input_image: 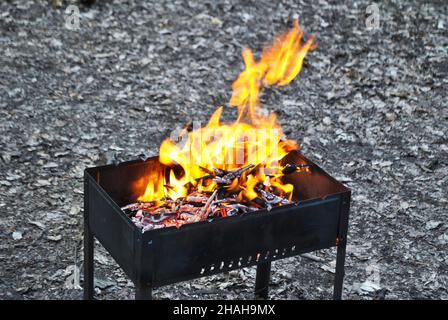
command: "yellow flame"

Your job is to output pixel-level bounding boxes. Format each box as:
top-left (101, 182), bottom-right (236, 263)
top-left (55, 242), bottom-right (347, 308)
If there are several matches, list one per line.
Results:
top-left (230, 19), bottom-right (315, 123)
top-left (139, 20), bottom-right (314, 202)
top-left (138, 167), bottom-right (165, 201)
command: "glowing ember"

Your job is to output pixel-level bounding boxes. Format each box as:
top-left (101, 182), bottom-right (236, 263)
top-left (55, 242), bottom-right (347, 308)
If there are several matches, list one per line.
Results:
top-left (138, 20), bottom-right (314, 205)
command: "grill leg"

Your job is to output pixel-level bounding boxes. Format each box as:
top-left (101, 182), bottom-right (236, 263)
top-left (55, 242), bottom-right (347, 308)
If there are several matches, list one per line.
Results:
top-left (135, 283), bottom-right (153, 300)
top-left (83, 221), bottom-right (94, 300)
top-left (333, 242), bottom-right (347, 300)
top-left (83, 176), bottom-right (94, 300)
top-left (255, 261), bottom-right (271, 299)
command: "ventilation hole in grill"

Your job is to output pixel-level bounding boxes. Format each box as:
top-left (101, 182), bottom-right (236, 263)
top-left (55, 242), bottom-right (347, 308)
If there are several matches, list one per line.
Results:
top-left (220, 261), bottom-right (225, 270)
top-left (200, 267), bottom-right (205, 275)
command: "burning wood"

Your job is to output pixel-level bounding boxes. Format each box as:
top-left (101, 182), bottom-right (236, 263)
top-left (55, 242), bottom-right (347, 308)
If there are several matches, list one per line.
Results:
top-left (123, 165), bottom-right (295, 232)
top-left (212, 164), bottom-right (255, 185)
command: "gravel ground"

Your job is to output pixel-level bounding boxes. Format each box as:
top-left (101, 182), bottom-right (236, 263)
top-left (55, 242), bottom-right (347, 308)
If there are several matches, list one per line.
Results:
top-left (0, 0), bottom-right (447, 300)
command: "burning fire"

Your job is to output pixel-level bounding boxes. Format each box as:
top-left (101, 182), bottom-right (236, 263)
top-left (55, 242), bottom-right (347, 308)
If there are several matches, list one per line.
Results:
top-left (139, 20), bottom-right (314, 203)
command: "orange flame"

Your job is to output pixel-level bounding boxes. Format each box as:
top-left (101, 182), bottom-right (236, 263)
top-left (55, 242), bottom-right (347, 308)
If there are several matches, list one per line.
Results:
top-left (230, 19), bottom-right (315, 123)
top-left (139, 20), bottom-right (314, 202)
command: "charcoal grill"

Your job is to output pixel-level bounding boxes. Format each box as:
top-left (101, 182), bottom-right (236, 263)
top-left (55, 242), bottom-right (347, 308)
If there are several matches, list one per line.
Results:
top-left (83, 150), bottom-right (350, 300)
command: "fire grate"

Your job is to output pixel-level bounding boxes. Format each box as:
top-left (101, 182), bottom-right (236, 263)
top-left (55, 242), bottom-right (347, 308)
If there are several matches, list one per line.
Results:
top-left (83, 150), bottom-right (350, 300)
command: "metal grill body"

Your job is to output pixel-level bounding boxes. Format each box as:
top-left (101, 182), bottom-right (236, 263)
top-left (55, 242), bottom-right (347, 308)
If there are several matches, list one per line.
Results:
top-left (83, 151), bottom-right (350, 299)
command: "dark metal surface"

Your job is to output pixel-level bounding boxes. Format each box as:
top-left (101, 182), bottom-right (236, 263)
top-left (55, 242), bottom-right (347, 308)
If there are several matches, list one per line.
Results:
top-left (83, 151), bottom-right (351, 299)
top-left (83, 175), bottom-right (94, 300)
top-left (138, 196), bottom-right (342, 287)
top-left (255, 262), bottom-right (271, 299)
top-left (333, 191), bottom-right (351, 300)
